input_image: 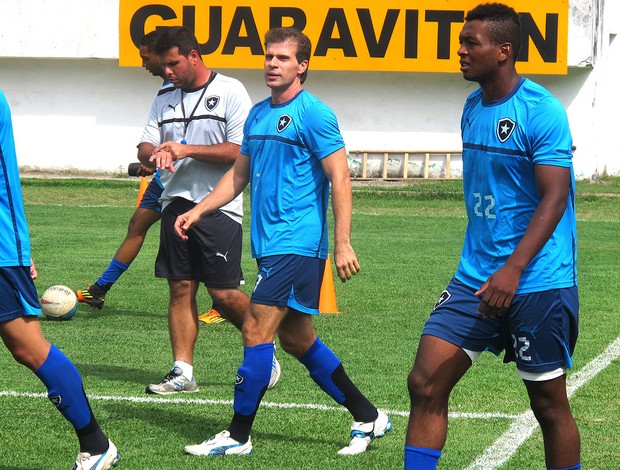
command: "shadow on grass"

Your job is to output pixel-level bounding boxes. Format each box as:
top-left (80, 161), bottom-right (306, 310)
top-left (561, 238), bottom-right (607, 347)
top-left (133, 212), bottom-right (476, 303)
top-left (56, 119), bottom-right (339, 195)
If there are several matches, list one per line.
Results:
top-left (95, 399), bottom-right (338, 447)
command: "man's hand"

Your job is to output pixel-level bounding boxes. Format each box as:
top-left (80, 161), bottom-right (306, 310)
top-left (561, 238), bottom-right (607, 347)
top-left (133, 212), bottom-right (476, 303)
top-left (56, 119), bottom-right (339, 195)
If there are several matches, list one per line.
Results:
top-left (150, 141), bottom-right (188, 172)
top-left (334, 243), bottom-right (360, 283)
top-left (174, 209), bottom-right (203, 241)
top-left (475, 263), bottom-right (522, 318)
top-left (30, 258), bottom-right (38, 280)
top-left (136, 164), bottom-right (156, 177)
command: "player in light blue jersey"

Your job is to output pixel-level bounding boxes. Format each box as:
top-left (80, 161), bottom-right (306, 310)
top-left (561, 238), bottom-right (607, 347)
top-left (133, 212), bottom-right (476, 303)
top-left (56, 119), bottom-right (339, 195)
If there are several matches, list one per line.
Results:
top-left (76, 30), bottom-right (169, 310)
top-left (0, 90), bottom-right (120, 469)
top-left (174, 27), bottom-right (391, 458)
top-left (406, 4), bottom-right (581, 470)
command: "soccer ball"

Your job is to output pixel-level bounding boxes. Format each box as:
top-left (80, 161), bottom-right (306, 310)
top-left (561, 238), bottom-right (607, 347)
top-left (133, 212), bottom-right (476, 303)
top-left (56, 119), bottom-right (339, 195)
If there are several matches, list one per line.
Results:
top-left (40, 285), bottom-right (78, 320)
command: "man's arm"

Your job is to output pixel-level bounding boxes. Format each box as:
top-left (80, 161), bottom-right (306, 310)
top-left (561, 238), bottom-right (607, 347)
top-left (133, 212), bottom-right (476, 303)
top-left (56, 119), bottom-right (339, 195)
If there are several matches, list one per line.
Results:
top-left (137, 142), bottom-right (156, 170)
top-left (150, 141), bottom-right (241, 172)
top-left (174, 152), bottom-right (251, 240)
top-left (321, 147), bottom-right (360, 282)
top-left (476, 164), bottom-right (571, 317)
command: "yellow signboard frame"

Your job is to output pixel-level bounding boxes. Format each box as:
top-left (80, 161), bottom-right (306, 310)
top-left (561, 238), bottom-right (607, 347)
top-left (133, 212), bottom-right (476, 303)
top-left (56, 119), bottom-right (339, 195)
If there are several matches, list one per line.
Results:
top-left (119, 0), bottom-right (568, 74)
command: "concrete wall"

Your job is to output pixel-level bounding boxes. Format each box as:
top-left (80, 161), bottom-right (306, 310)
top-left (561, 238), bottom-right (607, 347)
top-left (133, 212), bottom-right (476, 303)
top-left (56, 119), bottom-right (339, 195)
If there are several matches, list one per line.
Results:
top-left (0, 0), bottom-right (618, 178)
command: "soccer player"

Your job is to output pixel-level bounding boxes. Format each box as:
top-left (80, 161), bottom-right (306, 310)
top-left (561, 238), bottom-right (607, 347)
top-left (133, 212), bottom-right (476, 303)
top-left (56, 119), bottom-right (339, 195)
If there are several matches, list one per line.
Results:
top-left (145, 26), bottom-right (280, 395)
top-left (0, 90), bottom-right (120, 469)
top-left (75, 30), bottom-right (224, 324)
top-left (174, 27), bottom-right (392, 457)
top-left (405, 4), bottom-right (580, 470)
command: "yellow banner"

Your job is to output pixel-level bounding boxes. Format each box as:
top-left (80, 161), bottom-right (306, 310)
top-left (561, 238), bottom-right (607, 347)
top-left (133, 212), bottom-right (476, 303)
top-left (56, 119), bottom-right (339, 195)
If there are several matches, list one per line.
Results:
top-left (119, 0), bottom-right (568, 74)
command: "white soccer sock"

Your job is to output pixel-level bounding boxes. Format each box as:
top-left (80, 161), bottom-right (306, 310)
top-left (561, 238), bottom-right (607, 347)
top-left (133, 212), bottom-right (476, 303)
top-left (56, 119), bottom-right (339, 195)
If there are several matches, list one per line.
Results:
top-left (174, 361), bottom-right (193, 379)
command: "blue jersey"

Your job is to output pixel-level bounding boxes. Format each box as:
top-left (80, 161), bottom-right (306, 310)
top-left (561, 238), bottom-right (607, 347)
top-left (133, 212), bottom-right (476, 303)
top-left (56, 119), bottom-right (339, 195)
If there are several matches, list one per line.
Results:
top-left (0, 90), bottom-right (31, 267)
top-left (241, 90), bottom-right (345, 259)
top-left (456, 78), bottom-right (577, 294)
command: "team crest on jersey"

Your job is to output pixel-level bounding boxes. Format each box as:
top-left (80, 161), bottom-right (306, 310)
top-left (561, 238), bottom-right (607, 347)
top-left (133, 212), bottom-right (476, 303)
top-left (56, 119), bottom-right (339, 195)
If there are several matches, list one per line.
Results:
top-left (235, 374), bottom-right (244, 385)
top-left (496, 117), bottom-right (516, 143)
top-left (277, 114), bottom-right (292, 132)
top-left (433, 289), bottom-right (451, 310)
top-left (205, 95), bottom-right (220, 111)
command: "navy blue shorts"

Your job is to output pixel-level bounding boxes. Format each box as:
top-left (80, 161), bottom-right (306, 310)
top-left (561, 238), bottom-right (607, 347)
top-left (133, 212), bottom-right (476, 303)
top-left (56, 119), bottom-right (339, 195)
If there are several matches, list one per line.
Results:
top-left (138, 178), bottom-right (163, 212)
top-left (422, 278), bottom-right (579, 374)
top-left (251, 255), bottom-right (325, 314)
top-left (155, 198), bottom-right (244, 288)
top-left (0, 266), bottom-right (42, 323)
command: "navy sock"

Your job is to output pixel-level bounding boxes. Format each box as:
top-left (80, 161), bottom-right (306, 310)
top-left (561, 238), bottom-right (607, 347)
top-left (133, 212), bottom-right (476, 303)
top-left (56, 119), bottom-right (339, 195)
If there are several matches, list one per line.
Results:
top-left (299, 338), bottom-right (377, 422)
top-left (34, 345), bottom-right (107, 453)
top-left (229, 343), bottom-right (273, 442)
top-left (97, 258), bottom-right (129, 288)
top-left (404, 446), bottom-right (442, 469)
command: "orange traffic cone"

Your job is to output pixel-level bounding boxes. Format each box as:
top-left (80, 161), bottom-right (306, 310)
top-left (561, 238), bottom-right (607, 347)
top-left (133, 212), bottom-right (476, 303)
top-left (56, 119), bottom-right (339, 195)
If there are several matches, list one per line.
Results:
top-left (319, 255), bottom-right (340, 314)
top-left (135, 176), bottom-right (149, 207)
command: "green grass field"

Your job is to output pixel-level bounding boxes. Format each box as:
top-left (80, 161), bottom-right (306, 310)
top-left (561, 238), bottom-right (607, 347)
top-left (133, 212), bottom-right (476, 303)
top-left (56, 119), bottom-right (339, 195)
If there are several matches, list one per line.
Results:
top-left (1, 176), bottom-right (618, 469)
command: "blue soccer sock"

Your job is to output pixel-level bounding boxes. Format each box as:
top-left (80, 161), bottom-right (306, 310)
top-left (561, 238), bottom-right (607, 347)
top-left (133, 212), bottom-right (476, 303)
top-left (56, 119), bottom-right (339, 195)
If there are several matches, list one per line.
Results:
top-left (34, 345), bottom-right (107, 453)
top-left (404, 446), bottom-right (442, 469)
top-left (229, 343), bottom-right (274, 442)
top-left (299, 337), bottom-right (377, 422)
top-left (548, 464), bottom-right (582, 470)
top-left (299, 337), bottom-right (345, 403)
top-left (96, 258), bottom-right (129, 288)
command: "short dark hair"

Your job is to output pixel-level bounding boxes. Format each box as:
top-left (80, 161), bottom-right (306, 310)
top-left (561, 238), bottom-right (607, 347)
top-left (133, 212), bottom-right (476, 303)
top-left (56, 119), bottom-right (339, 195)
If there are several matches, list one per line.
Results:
top-left (139, 30), bottom-right (161, 51)
top-left (466, 3), bottom-right (521, 59)
top-left (264, 27), bottom-right (311, 84)
top-left (154, 26), bottom-right (201, 58)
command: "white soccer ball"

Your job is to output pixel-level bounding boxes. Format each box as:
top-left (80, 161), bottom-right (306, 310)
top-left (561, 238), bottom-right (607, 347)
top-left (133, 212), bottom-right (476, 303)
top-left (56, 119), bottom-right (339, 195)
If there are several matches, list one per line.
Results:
top-left (40, 285), bottom-right (78, 320)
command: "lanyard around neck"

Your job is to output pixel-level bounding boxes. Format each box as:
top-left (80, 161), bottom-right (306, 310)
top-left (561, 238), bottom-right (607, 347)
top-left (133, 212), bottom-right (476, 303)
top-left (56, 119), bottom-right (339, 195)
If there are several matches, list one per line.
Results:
top-left (180, 72), bottom-right (217, 142)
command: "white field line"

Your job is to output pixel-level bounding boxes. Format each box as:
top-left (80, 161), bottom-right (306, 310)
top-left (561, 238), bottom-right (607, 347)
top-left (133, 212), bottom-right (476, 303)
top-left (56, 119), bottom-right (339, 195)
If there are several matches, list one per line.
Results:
top-left (0, 388), bottom-right (517, 420)
top-left (2, 337), bottom-right (616, 467)
top-left (466, 337), bottom-right (620, 470)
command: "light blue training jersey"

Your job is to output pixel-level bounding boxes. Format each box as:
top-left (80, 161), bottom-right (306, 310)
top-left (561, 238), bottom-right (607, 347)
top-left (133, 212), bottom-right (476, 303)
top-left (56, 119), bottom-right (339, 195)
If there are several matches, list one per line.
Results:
top-left (241, 90), bottom-right (345, 259)
top-left (0, 90), bottom-right (31, 267)
top-left (456, 78), bottom-right (577, 294)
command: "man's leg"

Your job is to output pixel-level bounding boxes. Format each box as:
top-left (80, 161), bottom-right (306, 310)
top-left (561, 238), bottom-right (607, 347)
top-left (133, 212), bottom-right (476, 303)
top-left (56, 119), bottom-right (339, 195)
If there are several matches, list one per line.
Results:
top-left (112, 207), bottom-right (161, 265)
top-left (405, 334), bottom-right (472, 469)
top-left (207, 286), bottom-right (249, 330)
top-left (278, 311), bottom-right (391, 455)
top-left (0, 317), bottom-right (119, 465)
top-left (146, 279), bottom-right (200, 394)
top-left (184, 302), bottom-right (285, 456)
top-left (523, 376), bottom-right (581, 469)
top-left (78, 207), bottom-right (160, 308)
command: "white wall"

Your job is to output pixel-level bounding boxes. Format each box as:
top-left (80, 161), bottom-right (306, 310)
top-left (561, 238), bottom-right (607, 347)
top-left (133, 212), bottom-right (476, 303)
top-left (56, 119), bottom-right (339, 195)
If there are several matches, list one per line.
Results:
top-left (0, 0), bottom-right (617, 179)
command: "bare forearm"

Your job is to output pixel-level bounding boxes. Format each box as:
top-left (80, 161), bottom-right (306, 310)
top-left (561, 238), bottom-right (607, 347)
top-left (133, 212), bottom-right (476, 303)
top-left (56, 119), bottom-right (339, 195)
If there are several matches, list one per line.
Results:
top-left (331, 173), bottom-right (354, 246)
top-left (173, 142), bottom-right (241, 165)
top-left (137, 142), bottom-right (156, 167)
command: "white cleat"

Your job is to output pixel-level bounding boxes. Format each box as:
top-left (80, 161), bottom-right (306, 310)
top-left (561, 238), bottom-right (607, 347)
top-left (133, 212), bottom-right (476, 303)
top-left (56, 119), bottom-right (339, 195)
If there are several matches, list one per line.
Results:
top-left (337, 410), bottom-right (392, 455)
top-left (73, 439), bottom-right (120, 470)
top-left (267, 356), bottom-right (281, 390)
top-left (184, 430), bottom-right (252, 456)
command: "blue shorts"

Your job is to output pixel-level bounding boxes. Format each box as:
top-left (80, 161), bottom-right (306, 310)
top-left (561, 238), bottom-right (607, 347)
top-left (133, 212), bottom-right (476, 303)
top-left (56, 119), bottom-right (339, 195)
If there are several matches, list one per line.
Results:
top-left (251, 255), bottom-right (325, 315)
top-left (138, 178), bottom-right (163, 212)
top-left (422, 278), bottom-right (579, 373)
top-left (0, 266), bottom-right (42, 323)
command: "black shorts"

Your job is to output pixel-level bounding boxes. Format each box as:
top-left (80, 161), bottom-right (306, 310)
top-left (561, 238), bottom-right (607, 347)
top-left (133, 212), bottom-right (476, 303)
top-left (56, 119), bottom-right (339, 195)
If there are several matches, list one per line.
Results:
top-left (155, 198), bottom-right (244, 288)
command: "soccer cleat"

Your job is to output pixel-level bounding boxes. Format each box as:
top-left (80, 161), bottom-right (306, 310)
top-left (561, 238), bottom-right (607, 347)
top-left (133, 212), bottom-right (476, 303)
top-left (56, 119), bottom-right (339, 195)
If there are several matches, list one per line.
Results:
top-left (73, 439), bottom-right (120, 470)
top-left (337, 410), bottom-right (392, 455)
top-left (145, 366), bottom-right (199, 395)
top-left (267, 355), bottom-right (281, 390)
top-left (184, 430), bottom-right (252, 456)
top-left (198, 308), bottom-right (226, 325)
top-left (76, 283), bottom-right (107, 309)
